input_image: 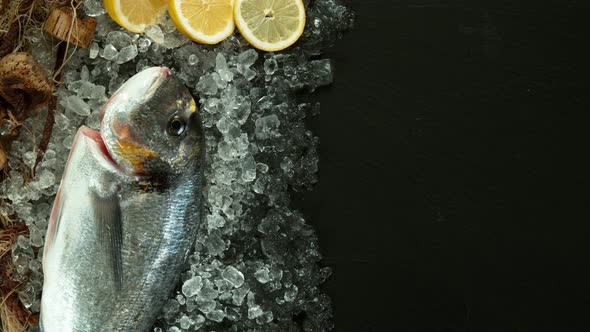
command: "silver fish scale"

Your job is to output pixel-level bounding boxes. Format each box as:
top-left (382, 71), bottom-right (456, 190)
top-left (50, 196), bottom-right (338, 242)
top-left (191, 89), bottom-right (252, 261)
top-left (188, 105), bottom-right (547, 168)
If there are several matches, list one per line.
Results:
top-left (40, 129), bottom-right (201, 331)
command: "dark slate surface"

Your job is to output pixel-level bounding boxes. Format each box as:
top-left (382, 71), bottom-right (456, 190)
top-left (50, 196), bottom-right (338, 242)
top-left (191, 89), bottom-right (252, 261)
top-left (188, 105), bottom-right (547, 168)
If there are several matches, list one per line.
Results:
top-left (299, 1), bottom-right (590, 331)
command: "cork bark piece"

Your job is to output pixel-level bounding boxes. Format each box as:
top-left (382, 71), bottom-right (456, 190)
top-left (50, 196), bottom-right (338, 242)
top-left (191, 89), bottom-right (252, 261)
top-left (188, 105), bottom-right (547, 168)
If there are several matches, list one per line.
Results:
top-left (44, 6), bottom-right (97, 48)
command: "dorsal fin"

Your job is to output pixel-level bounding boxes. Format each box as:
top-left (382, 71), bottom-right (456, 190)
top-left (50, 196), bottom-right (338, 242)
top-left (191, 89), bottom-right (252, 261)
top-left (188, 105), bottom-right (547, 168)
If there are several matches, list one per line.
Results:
top-left (91, 190), bottom-right (123, 290)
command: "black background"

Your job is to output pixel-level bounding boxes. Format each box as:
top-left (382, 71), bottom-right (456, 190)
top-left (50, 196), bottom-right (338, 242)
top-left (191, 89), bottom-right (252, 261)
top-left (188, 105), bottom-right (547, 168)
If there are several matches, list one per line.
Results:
top-left (302, 1), bottom-right (590, 331)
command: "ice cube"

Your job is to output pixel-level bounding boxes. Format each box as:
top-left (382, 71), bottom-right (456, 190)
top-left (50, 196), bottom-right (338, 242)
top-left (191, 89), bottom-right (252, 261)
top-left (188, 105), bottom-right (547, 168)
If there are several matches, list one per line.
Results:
top-left (215, 116), bottom-right (232, 134)
top-left (186, 301), bottom-right (197, 313)
top-left (77, 81), bottom-right (96, 99)
top-left (207, 213), bottom-right (225, 229)
top-left (237, 49), bottom-right (258, 67)
top-left (240, 155), bottom-right (256, 182)
top-left (197, 281), bottom-right (219, 300)
top-left (217, 141), bottom-right (235, 161)
top-left (221, 266), bottom-right (244, 288)
top-left (256, 311), bottom-right (274, 325)
top-left (116, 45), bottom-right (138, 64)
top-left (215, 52), bottom-right (228, 70)
top-left (55, 113), bottom-right (70, 131)
top-left (182, 276), bottom-right (203, 298)
top-left (196, 74), bottom-right (218, 95)
top-left (62, 135), bottom-right (74, 149)
top-left (263, 58), bottom-right (278, 75)
top-left (247, 305), bottom-right (263, 319)
top-left (310, 59), bottom-right (334, 87)
top-left (63, 95), bottom-right (91, 116)
top-left (215, 53), bottom-right (233, 82)
top-left (255, 115), bottom-right (281, 139)
top-left (252, 177), bottom-right (266, 194)
top-left (29, 224), bottom-right (44, 247)
top-left (179, 315), bottom-right (192, 329)
top-left (91, 66), bottom-right (102, 77)
top-left (215, 279), bottom-right (233, 293)
top-left (188, 54), bottom-right (199, 66)
top-left (91, 85), bottom-right (107, 102)
top-left (37, 170), bottom-right (56, 190)
top-left (80, 66), bottom-right (90, 81)
top-left (212, 72), bottom-right (227, 89)
top-left (206, 309), bottom-right (225, 322)
top-left (17, 235), bottom-right (31, 250)
top-left (256, 163), bottom-right (269, 173)
top-left (106, 31), bottom-right (133, 50)
top-left (83, 0), bottom-right (106, 17)
top-left (160, 30), bottom-right (190, 49)
top-left (194, 315), bottom-right (205, 329)
top-left (0, 118), bottom-right (16, 135)
top-left (269, 265), bottom-right (283, 281)
top-left (28, 258), bottom-right (41, 272)
top-left (23, 151), bottom-right (36, 168)
top-left (196, 298), bottom-right (216, 313)
top-left (86, 111), bottom-right (101, 130)
top-left (100, 44), bottom-right (118, 60)
top-left (18, 283), bottom-right (36, 308)
top-left (138, 38), bottom-right (151, 52)
top-left (242, 66), bottom-right (257, 81)
top-left (231, 287), bottom-right (249, 306)
top-left (283, 285), bottom-right (298, 302)
top-left (145, 25), bottom-right (165, 45)
top-left (280, 157), bottom-right (294, 177)
top-left (235, 102), bottom-right (251, 125)
top-left (254, 268), bottom-right (270, 284)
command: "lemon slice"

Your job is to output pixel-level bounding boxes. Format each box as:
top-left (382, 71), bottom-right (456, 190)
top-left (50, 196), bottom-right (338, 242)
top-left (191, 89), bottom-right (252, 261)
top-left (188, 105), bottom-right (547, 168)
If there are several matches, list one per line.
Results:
top-left (168, 0), bottom-right (235, 44)
top-left (234, 0), bottom-right (306, 52)
top-left (104, 0), bottom-right (168, 33)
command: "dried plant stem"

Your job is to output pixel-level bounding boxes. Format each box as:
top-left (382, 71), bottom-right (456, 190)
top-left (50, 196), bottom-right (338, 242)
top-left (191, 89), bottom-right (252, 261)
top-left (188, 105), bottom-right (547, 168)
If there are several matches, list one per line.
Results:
top-left (1, 299), bottom-right (25, 332)
top-left (0, 222), bottom-right (33, 330)
top-left (0, 0), bottom-right (35, 58)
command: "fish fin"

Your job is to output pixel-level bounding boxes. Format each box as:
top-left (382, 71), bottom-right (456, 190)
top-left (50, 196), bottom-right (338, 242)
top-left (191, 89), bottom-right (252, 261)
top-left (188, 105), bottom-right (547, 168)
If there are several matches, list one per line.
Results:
top-left (44, 187), bottom-right (65, 255)
top-left (91, 190), bottom-right (123, 290)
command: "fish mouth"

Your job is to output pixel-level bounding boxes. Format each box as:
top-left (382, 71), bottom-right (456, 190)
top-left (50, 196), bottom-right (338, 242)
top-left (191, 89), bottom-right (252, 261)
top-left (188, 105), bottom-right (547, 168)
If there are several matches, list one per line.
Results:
top-left (78, 126), bottom-right (120, 170)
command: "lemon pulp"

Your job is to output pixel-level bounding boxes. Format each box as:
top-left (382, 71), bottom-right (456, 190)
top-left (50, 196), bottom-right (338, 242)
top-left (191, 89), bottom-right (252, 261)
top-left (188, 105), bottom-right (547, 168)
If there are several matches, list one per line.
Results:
top-left (104, 0), bottom-right (167, 33)
top-left (234, 0), bottom-right (306, 52)
top-left (168, 0), bottom-right (235, 44)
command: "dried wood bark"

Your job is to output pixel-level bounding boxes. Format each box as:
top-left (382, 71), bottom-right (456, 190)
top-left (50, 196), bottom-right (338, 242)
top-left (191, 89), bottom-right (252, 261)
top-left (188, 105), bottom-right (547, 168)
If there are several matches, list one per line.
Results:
top-left (0, 52), bottom-right (52, 113)
top-left (0, 145), bottom-right (6, 171)
top-left (44, 6), bottom-right (96, 48)
top-left (0, 100), bottom-right (5, 125)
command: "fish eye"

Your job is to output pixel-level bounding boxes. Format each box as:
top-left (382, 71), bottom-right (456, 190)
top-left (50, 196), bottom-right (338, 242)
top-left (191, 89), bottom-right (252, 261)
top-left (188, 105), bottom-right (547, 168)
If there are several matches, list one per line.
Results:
top-left (167, 116), bottom-right (186, 136)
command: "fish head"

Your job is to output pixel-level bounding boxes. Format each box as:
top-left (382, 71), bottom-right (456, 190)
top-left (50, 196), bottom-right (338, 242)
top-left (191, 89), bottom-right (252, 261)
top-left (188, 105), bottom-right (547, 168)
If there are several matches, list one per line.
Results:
top-left (100, 67), bottom-right (203, 176)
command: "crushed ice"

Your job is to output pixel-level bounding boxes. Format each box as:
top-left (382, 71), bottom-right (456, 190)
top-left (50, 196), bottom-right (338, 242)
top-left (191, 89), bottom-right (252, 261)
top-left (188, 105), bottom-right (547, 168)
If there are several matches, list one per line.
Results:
top-left (0, 0), bottom-right (354, 331)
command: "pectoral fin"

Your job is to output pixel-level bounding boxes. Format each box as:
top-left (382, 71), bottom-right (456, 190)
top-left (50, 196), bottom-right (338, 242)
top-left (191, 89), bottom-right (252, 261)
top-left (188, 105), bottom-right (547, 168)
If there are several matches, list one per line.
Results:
top-left (91, 191), bottom-right (123, 290)
top-left (45, 188), bottom-right (65, 254)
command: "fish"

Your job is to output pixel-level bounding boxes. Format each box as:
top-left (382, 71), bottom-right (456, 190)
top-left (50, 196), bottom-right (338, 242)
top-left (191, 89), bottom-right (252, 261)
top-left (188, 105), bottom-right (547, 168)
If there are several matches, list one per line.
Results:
top-left (40, 67), bottom-right (204, 331)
